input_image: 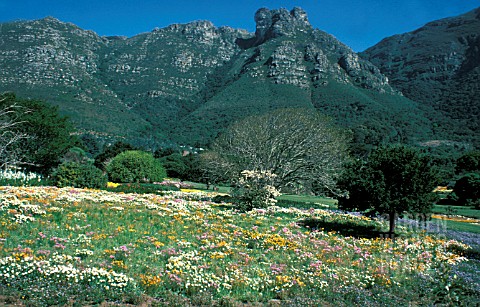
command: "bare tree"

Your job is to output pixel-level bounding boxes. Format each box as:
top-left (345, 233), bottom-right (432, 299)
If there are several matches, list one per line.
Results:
top-left (205, 108), bottom-right (351, 195)
top-left (0, 100), bottom-right (29, 169)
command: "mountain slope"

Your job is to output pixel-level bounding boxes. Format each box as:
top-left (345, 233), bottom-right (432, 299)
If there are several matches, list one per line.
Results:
top-left (0, 17), bottom-right (151, 139)
top-left (172, 7), bottom-right (433, 151)
top-left (0, 8), bottom-right (438, 151)
top-left (361, 7), bottom-right (480, 148)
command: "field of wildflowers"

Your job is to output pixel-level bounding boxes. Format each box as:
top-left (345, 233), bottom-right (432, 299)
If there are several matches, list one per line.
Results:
top-left (0, 185), bottom-right (478, 306)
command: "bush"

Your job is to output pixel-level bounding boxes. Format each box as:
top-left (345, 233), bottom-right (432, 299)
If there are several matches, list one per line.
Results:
top-left (105, 183), bottom-right (179, 194)
top-left (53, 162), bottom-right (107, 189)
top-left (94, 142), bottom-right (138, 171)
top-left (107, 150), bottom-right (166, 183)
top-left (232, 170), bottom-right (281, 211)
top-left (453, 173), bottom-right (480, 206)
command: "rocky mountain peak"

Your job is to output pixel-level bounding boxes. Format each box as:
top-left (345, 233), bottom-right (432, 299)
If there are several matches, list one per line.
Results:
top-left (40, 16), bottom-right (61, 23)
top-left (238, 7), bottom-right (312, 48)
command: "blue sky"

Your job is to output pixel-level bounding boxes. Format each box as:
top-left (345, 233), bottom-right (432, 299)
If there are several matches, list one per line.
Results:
top-left (0, 0), bottom-right (478, 51)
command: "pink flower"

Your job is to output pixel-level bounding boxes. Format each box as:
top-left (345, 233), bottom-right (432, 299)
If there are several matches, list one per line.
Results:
top-left (310, 261), bottom-right (322, 270)
top-left (169, 274), bottom-right (182, 284)
top-left (37, 249), bottom-right (51, 256)
top-left (270, 263), bottom-right (286, 274)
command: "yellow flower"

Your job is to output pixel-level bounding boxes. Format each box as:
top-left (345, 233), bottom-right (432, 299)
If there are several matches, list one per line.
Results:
top-left (107, 182), bottom-right (120, 188)
top-left (153, 241), bottom-right (164, 248)
top-left (140, 274), bottom-right (163, 287)
top-left (180, 188), bottom-right (203, 193)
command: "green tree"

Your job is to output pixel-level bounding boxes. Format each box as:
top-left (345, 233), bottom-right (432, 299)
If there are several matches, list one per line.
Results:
top-left (456, 151), bottom-right (480, 175)
top-left (337, 145), bottom-right (439, 234)
top-left (0, 93), bottom-right (77, 174)
top-left (453, 173), bottom-right (480, 207)
top-left (61, 147), bottom-right (91, 164)
top-left (94, 141), bottom-right (138, 171)
top-left (80, 134), bottom-right (102, 157)
top-left (158, 153), bottom-right (188, 179)
top-left (154, 147), bottom-right (177, 158)
top-left (107, 150), bottom-right (166, 183)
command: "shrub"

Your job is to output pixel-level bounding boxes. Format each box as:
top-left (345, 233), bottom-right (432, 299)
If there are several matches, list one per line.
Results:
top-left (453, 172), bottom-right (480, 206)
top-left (53, 162), bottom-right (107, 189)
top-left (107, 150), bottom-right (166, 183)
top-left (94, 142), bottom-right (138, 171)
top-left (105, 183), bottom-right (179, 194)
top-left (232, 170), bottom-right (281, 211)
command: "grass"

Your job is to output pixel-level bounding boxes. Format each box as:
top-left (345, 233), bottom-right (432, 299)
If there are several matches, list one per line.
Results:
top-left (277, 194), bottom-right (337, 208)
top-left (429, 204), bottom-right (480, 233)
top-left (0, 185), bottom-right (478, 306)
top-left (433, 204), bottom-right (480, 219)
top-left (183, 181), bottom-right (232, 194)
top-left (184, 180), bottom-right (338, 209)
top-left (437, 220), bottom-right (480, 234)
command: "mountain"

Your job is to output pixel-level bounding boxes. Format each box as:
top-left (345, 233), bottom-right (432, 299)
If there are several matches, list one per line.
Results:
top-left (0, 16), bottom-right (249, 146)
top-left (0, 17), bottom-right (148, 139)
top-left (0, 8), bottom-right (441, 152)
top-left (361, 7), bottom-right (480, 148)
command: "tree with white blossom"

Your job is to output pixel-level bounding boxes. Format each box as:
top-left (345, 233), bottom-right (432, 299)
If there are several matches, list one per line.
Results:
top-left (232, 169), bottom-right (281, 211)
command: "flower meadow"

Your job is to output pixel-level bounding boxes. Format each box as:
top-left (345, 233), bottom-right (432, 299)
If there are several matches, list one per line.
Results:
top-left (0, 186), bottom-right (478, 306)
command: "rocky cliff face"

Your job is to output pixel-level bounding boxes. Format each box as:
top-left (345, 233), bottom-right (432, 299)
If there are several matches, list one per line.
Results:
top-left (0, 16), bottom-right (249, 141)
top-left (0, 17), bottom-right (149, 139)
top-left (236, 7), bottom-right (393, 92)
top-left (361, 7), bottom-right (480, 144)
top-left (0, 17), bottom-right (104, 87)
top-left (236, 7), bottom-right (312, 48)
top-left (170, 8), bottom-right (432, 147)
top-left (103, 20), bottom-right (248, 105)
top-left (0, 7), bottom-right (438, 149)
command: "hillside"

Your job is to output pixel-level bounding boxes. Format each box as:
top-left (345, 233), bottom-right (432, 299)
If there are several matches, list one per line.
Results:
top-left (361, 7), bottom-right (480, 148)
top-left (0, 8), bottom-right (442, 150)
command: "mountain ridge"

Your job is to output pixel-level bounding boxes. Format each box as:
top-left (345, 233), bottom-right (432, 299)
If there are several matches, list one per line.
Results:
top-left (361, 7), bottom-right (480, 147)
top-left (1, 7), bottom-right (472, 153)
